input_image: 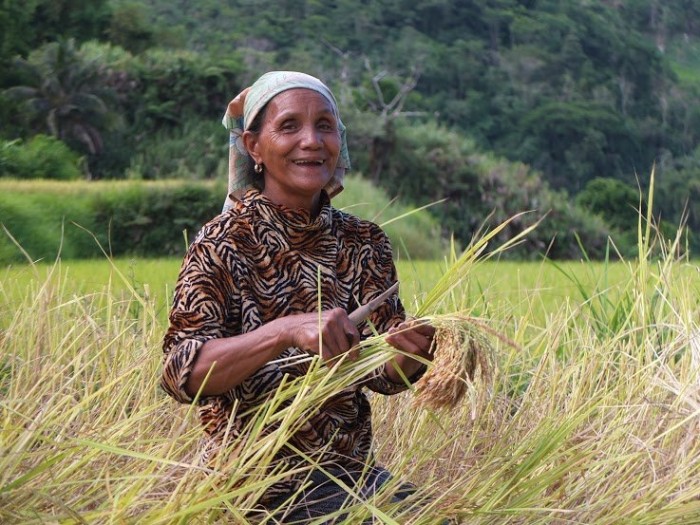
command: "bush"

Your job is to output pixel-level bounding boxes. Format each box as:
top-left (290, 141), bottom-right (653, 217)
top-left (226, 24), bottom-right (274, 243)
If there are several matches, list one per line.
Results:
top-left (0, 177), bottom-right (446, 264)
top-left (128, 49), bottom-right (242, 131)
top-left (0, 180), bottom-right (224, 263)
top-left (91, 181), bottom-right (224, 255)
top-left (373, 119), bottom-right (611, 259)
top-left (0, 135), bottom-right (83, 180)
top-left (125, 118), bottom-right (228, 180)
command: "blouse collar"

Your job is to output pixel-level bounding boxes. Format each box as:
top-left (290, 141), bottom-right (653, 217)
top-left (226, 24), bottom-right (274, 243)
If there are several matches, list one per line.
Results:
top-left (242, 188), bottom-right (332, 235)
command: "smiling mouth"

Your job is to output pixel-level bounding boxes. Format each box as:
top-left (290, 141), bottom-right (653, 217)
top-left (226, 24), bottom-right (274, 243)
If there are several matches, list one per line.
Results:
top-left (293, 159), bottom-right (325, 166)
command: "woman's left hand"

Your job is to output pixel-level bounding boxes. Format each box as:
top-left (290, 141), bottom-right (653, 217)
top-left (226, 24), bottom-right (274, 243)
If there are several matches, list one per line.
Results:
top-left (384, 318), bottom-right (436, 383)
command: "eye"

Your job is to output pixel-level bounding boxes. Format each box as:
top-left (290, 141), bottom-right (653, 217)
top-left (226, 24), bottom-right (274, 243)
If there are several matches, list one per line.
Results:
top-left (279, 119), bottom-right (298, 132)
top-left (317, 119), bottom-right (337, 132)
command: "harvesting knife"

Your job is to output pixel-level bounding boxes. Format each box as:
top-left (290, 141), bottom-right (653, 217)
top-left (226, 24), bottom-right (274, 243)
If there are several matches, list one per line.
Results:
top-left (348, 282), bottom-right (399, 326)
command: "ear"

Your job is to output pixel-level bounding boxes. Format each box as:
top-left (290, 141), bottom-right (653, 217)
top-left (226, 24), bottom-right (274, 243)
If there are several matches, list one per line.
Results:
top-left (242, 130), bottom-right (263, 165)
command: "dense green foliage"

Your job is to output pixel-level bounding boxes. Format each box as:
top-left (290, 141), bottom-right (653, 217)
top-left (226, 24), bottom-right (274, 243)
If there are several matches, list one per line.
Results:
top-left (1, 0), bottom-right (699, 257)
top-left (3, 39), bottom-right (115, 166)
top-left (368, 119), bottom-right (611, 259)
top-left (0, 175), bottom-right (446, 264)
top-left (135, 1), bottom-right (700, 181)
top-left (0, 180), bottom-right (223, 263)
top-left (0, 135), bottom-right (82, 180)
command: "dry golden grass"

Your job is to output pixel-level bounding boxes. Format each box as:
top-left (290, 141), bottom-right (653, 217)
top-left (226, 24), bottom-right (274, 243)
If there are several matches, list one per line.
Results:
top-left (2, 181), bottom-right (700, 523)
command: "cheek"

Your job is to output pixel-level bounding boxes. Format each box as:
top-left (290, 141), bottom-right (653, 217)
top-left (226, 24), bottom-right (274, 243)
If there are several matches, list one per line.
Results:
top-left (261, 135), bottom-right (293, 160)
top-left (327, 135), bottom-right (342, 159)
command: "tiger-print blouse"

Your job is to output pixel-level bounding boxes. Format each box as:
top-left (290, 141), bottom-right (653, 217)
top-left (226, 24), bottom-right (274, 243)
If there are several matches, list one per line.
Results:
top-left (161, 188), bottom-right (420, 504)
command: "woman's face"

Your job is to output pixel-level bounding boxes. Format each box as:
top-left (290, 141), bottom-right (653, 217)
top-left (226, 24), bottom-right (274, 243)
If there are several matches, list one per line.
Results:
top-left (244, 88), bottom-right (341, 211)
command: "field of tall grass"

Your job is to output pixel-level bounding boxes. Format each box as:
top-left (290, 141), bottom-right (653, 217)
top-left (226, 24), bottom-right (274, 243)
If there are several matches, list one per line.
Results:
top-left (1, 215), bottom-right (700, 523)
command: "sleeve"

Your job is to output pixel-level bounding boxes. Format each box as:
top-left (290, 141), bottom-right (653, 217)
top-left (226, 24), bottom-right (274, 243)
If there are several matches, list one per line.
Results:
top-left (161, 237), bottom-right (236, 404)
top-left (357, 225), bottom-right (426, 395)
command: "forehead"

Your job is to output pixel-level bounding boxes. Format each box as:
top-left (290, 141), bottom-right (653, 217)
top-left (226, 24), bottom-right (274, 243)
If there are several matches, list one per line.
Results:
top-left (265, 88), bottom-right (335, 118)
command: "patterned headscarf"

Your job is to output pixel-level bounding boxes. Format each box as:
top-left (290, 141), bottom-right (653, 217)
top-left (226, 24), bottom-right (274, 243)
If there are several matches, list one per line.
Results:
top-left (222, 71), bottom-right (350, 208)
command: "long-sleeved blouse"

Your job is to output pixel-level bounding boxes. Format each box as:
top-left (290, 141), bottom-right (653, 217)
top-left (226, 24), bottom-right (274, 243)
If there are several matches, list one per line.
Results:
top-left (161, 188), bottom-right (418, 503)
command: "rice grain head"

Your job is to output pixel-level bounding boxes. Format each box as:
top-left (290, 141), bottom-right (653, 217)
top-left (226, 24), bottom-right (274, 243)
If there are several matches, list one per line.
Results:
top-left (413, 319), bottom-right (496, 413)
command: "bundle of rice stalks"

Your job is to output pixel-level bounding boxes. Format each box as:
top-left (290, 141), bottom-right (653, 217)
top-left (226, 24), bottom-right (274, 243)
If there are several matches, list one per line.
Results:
top-left (407, 212), bottom-right (535, 413)
top-left (413, 317), bottom-right (500, 413)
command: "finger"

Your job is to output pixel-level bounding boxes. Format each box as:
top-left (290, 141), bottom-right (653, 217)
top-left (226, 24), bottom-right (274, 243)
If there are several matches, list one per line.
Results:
top-left (343, 317), bottom-right (361, 344)
top-left (389, 329), bottom-right (434, 359)
top-left (412, 333), bottom-right (435, 359)
top-left (410, 320), bottom-right (436, 337)
top-left (404, 330), bottom-right (432, 355)
top-left (345, 328), bottom-right (361, 360)
top-left (386, 331), bottom-right (423, 356)
top-left (326, 308), bottom-right (359, 359)
top-left (320, 342), bottom-right (334, 363)
top-left (322, 340), bottom-right (351, 365)
top-left (392, 323), bottom-right (435, 351)
top-left (397, 316), bottom-right (433, 332)
top-left (321, 323), bottom-right (350, 362)
top-left (321, 324), bottom-right (350, 357)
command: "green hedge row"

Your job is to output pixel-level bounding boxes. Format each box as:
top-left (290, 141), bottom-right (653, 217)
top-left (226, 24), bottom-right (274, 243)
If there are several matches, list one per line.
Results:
top-left (0, 176), bottom-right (447, 264)
top-left (0, 180), bottom-right (224, 264)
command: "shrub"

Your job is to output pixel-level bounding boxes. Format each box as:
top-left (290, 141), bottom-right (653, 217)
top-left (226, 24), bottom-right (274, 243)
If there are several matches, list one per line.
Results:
top-left (0, 135), bottom-right (83, 180)
top-left (373, 119), bottom-right (611, 259)
top-left (91, 181), bottom-right (224, 256)
top-left (125, 118), bottom-right (228, 180)
top-left (0, 180), bottom-right (224, 263)
top-left (0, 177), bottom-right (446, 264)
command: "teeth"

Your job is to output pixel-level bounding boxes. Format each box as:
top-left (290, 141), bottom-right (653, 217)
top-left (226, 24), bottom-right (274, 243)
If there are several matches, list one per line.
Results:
top-left (295, 160), bottom-right (323, 165)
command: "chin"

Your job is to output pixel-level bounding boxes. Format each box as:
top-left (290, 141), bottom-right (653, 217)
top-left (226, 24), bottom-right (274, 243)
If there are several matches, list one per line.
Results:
top-left (292, 174), bottom-right (332, 194)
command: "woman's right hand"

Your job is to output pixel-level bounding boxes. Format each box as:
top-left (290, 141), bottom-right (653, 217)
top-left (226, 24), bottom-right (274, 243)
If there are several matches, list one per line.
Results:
top-left (185, 308), bottom-right (360, 397)
top-left (284, 308), bottom-right (361, 363)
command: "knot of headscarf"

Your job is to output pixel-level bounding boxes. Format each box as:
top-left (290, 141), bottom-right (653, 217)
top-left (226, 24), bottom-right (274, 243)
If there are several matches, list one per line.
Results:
top-left (222, 71), bottom-right (350, 208)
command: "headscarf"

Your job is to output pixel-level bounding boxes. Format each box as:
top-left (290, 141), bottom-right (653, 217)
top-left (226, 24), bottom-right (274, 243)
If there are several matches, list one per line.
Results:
top-left (222, 71), bottom-right (350, 208)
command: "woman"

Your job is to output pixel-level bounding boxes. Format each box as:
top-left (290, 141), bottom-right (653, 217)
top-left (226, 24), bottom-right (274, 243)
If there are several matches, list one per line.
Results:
top-left (161, 71), bottom-right (435, 522)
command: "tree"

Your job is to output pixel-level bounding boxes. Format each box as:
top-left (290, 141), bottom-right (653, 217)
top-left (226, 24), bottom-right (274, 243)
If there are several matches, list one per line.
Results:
top-left (0, 0), bottom-right (39, 74)
top-left (576, 177), bottom-right (643, 231)
top-left (107, 2), bottom-right (155, 55)
top-left (4, 39), bottom-right (115, 167)
top-left (513, 101), bottom-right (641, 192)
top-left (30, 0), bottom-right (111, 45)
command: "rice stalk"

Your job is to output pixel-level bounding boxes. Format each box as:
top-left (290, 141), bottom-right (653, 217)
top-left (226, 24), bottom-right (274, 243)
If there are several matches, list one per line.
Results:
top-left (2, 194), bottom-right (700, 523)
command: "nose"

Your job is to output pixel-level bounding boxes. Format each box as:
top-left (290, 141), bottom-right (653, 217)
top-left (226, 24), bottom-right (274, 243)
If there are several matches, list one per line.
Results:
top-left (299, 124), bottom-right (322, 149)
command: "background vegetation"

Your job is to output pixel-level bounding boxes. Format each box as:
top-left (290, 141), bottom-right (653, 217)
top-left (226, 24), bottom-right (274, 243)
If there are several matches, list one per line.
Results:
top-left (0, 175), bottom-right (445, 264)
top-left (2, 0), bottom-right (700, 259)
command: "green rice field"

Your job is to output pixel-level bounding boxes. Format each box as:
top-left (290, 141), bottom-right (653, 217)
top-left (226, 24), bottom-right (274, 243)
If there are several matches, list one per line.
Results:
top-left (1, 256), bottom-right (638, 323)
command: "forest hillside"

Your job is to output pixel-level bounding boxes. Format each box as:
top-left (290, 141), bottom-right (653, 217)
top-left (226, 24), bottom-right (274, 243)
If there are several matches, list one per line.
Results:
top-left (2, 0), bottom-right (700, 258)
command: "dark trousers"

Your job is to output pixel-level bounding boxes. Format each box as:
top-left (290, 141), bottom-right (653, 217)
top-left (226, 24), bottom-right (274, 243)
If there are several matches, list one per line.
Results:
top-left (249, 465), bottom-right (418, 524)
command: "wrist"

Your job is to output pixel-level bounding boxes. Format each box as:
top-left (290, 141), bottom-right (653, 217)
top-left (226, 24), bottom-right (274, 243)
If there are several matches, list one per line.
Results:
top-left (268, 317), bottom-right (294, 353)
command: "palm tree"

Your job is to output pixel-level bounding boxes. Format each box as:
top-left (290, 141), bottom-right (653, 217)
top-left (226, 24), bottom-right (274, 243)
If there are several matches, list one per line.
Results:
top-left (4, 38), bottom-right (113, 158)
